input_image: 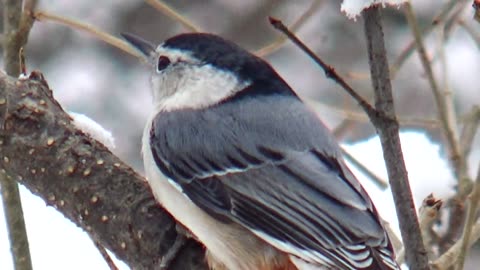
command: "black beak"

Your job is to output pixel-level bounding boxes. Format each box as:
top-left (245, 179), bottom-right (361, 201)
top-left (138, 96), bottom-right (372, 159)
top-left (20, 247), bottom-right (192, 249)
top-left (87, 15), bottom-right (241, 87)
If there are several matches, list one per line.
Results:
top-left (121, 32), bottom-right (155, 57)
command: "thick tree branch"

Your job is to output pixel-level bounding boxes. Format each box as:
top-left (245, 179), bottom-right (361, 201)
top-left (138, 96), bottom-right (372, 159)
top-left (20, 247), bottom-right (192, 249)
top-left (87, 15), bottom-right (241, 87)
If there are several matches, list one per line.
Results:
top-left (0, 72), bottom-right (207, 270)
top-left (363, 6), bottom-right (430, 270)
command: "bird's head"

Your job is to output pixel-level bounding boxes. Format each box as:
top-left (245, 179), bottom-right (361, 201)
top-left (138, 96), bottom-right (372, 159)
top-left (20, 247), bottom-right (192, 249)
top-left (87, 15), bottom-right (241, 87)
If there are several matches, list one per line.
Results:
top-left (122, 32), bottom-right (293, 111)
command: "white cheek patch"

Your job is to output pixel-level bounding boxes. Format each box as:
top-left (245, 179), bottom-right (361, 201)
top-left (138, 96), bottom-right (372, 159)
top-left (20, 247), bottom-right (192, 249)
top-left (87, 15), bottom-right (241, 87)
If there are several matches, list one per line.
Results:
top-left (153, 64), bottom-right (251, 112)
top-left (149, 46), bottom-right (251, 111)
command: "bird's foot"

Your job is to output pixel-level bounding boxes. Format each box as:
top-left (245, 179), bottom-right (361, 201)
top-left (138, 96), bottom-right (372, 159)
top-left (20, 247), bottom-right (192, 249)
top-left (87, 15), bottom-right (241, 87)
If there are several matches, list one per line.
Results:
top-left (159, 223), bottom-right (193, 269)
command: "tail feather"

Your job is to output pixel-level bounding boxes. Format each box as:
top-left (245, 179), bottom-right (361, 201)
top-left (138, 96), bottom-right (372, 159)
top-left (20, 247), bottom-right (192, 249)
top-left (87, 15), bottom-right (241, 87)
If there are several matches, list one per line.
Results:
top-left (288, 247), bottom-right (400, 270)
top-left (368, 247), bottom-right (400, 270)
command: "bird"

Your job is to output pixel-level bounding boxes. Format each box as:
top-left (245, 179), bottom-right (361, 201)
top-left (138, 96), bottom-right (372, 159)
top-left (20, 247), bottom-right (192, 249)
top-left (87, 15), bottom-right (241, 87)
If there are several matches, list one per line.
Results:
top-left (122, 32), bottom-right (399, 270)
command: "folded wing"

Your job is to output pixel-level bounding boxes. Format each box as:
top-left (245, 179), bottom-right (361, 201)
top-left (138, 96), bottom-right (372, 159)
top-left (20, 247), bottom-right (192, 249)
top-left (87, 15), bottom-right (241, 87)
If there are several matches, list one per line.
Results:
top-left (150, 95), bottom-right (398, 269)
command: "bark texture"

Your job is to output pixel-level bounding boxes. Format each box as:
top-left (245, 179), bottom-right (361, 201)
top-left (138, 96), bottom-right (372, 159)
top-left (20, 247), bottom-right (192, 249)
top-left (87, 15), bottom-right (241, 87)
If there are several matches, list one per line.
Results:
top-left (0, 72), bottom-right (207, 270)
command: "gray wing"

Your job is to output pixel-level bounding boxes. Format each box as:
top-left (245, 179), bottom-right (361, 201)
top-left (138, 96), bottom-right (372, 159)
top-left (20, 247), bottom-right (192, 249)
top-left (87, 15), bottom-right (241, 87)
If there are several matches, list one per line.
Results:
top-left (150, 95), bottom-right (397, 269)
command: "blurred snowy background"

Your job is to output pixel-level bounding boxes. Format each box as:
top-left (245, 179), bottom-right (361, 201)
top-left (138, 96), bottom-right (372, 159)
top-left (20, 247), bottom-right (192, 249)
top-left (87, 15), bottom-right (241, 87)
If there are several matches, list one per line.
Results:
top-left (1, 0), bottom-right (480, 269)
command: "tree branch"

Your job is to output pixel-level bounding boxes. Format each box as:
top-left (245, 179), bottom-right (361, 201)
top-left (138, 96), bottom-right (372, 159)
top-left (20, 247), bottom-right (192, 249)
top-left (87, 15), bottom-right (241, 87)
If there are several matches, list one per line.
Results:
top-left (269, 17), bottom-right (378, 122)
top-left (432, 220), bottom-right (480, 270)
top-left (0, 72), bottom-right (207, 270)
top-left (404, 1), bottom-right (469, 194)
top-left (34, 11), bottom-right (142, 60)
top-left (144, 0), bottom-right (201, 32)
top-left (2, 1), bottom-right (38, 269)
top-left (255, 0), bottom-right (323, 57)
top-left (455, 163), bottom-right (480, 270)
top-left (362, 6), bottom-right (430, 270)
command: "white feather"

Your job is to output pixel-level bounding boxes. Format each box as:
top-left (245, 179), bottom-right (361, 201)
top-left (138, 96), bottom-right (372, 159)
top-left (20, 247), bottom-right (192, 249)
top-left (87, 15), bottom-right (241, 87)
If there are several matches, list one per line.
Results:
top-left (150, 47), bottom-right (250, 112)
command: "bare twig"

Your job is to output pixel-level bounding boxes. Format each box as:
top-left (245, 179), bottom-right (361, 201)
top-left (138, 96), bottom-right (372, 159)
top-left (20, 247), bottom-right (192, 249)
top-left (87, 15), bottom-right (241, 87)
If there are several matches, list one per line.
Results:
top-left (458, 20), bottom-right (480, 50)
top-left (459, 106), bottom-right (480, 158)
top-left (363, 6), bottom-right (429, 270)
top-left (256, 0), bottom-right (323, 57)
top-left (390, 0), bottom-right (465, 78)
top-left (93, 240), bottom-right (119, 270)
top-left (333, 0), bottom-right (466, 139)
top-left (405, 6), bottom-right (474, 257)
top-left (269, 17), bottom-right (378, 122)
top-left (34, 11), bottom-right (143, 60)
top-left (1, 1), bottom-right (37, 270)
top-left (3, 0), bottom-right (36, 76)
top-left (305, 98), bottom-right (442, 128)
top-left (432, 221), bottom-right (480, 270)
top-left (145, 0), bottom-right (200, 32)
top-left (455, 164), bottom-right (480, 270)
top-left (341, 148), bottom-right (388, 190)
top-left (442, 2), bottom-right (468, 41)
top-left (404, 1), bottom-right (469, 194)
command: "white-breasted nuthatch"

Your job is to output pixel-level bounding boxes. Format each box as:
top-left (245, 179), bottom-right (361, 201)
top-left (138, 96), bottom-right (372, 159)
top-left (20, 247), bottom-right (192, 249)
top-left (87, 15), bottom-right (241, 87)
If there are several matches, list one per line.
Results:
top-left (122, 32), bottom-right (399, 270)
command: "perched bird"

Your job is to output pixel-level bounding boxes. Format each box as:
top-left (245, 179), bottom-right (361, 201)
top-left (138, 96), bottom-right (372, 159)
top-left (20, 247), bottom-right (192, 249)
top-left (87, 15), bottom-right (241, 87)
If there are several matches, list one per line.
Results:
top-left (122, 32), bottom-right (399, 270)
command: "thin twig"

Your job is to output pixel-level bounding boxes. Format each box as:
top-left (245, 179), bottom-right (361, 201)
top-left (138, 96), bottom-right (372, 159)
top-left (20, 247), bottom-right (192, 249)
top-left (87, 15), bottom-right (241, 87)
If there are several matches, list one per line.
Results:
top-left (333, 0), bottom-right (465, 139)
top-left (341, 148), bottom-right (388, 190)
top-left (442, 1), bottom-right (468, 41)
top-left (145, 0), bottom-right (200, 32)
top-left (434, 20), bottom-right (471, 255)
top-left (458, 20), bottom-right (480, 50)
top-left (34, 11), bottom-right (144, 60)
top-left (93, 240), bottom-right (119, 270)
top-left (256, 0), bottom-right (323, 57)
top-left (404, 1), bottom-right (469, 194)
top-left (269, 17), bottom-right (378, 122)
top-left (390, 0), bottom-right (465, 78)
top-left (459, 106), bottom-right (480, 158)
top-left (432, 221), bottom-right (480, 270)
top-left (363, 6), bottom-right (429, 270)
top-left (305, 98), bottom-right (441, 128)
top-left (1, 1), bottom-right (36, 270)
top-left (455, 164), bottom-right (480, 270)
top-left (406, 6), bottom-right (473, 256)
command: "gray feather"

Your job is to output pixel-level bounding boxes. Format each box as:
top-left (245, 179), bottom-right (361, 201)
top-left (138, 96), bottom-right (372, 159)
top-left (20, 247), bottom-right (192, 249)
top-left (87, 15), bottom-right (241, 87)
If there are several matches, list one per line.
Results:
top-left (149, 94), bottom-right (397, 269)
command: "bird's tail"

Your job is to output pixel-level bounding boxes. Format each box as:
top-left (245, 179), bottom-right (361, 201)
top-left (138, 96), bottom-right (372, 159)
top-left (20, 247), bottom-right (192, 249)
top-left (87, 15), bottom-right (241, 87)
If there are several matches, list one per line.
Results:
top-left (368, 247), bottom-right (400, 270)
top-left (288, 248), bottom-right (400, 270)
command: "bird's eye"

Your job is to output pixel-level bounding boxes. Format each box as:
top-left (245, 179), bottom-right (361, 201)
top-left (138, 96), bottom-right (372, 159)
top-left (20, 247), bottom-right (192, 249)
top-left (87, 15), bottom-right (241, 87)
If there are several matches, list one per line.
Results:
top-left (157, 56), bottom-right (171, 72)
